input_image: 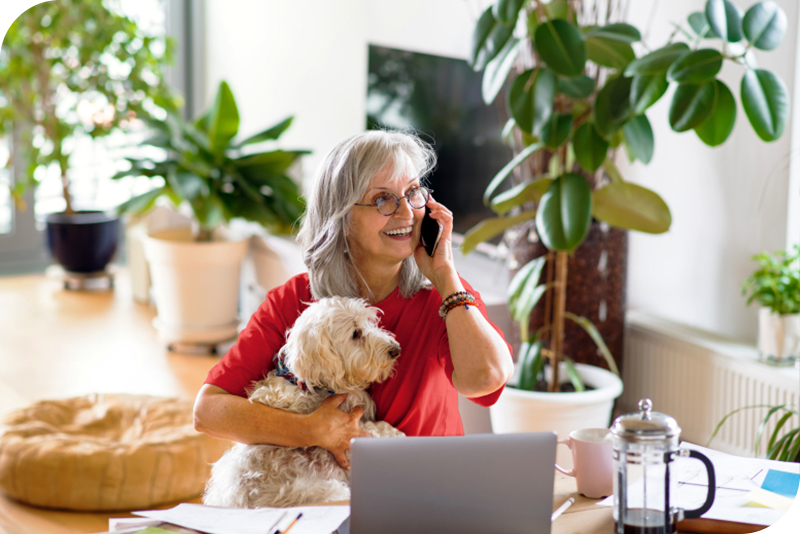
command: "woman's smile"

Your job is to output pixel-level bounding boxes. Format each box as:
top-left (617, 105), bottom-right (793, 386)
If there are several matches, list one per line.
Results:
top-left (383, 225), bottom-right (414, 239)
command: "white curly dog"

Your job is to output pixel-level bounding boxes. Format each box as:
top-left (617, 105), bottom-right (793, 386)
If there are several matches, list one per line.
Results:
top-left (203, 296), bottom-right (405, 508)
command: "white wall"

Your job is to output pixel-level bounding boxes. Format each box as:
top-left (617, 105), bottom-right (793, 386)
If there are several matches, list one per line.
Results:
top-left (622, 0), bottom-right (799, 343)
top-left (203, 0), bottom-right (800, 343)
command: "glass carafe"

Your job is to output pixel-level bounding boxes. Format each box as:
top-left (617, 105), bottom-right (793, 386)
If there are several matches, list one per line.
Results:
top-left (611, 399), bottom-right (716, 534)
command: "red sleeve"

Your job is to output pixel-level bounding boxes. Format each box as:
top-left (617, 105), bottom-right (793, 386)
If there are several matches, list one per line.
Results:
top-left (204, 274), bottom-right (312, 397)
top-left (439, 277), bottom-right (511, 407)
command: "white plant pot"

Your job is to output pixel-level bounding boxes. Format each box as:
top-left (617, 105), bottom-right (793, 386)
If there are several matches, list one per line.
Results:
top-left (143, 228), bottom-right (249, 344)
top-left (489, 362), bottom-right (623, 469)
top-left (758, 308), bottom-right (800, 366)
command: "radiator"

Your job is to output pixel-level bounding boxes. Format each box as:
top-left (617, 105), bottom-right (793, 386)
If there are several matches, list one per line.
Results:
top-left (621, 311), bottom-right (800, 458)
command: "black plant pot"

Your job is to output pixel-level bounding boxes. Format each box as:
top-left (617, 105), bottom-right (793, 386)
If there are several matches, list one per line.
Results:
top-left (45, 211), bottom-right (120, 273)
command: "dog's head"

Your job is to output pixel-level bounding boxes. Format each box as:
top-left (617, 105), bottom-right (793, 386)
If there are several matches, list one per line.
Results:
top-left (282, 297), bottom-right (401, 392)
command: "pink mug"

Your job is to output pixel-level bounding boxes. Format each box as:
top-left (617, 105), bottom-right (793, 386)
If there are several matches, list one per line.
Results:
top-left (555, 428), bottom-right (613, 499)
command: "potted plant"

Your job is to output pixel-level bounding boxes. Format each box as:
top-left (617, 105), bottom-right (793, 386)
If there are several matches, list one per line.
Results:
top-left (742, 246), bottom-right (800, 367)
top-left (0, 0), bottom-right (176, 274)
top-left (113, 80), bottom-right (307, 347)
top-left (461, 0), bottom-right (790, 436)
top-left (710, 404), bottom-right (800, 463)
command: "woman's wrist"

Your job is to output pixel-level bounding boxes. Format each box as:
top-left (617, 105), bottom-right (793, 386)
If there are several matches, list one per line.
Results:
top-left (433, 270), bottom-right (464, 299)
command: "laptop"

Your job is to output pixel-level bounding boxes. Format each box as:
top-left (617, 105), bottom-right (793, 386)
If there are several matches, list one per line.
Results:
top-left (348, 432), bottom-right (557, 534)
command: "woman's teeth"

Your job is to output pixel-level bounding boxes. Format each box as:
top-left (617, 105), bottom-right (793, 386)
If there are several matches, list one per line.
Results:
top-left (384, 227), bottom-right (412, 237)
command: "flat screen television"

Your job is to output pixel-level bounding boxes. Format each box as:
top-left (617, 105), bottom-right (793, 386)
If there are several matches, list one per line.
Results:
top-left (366, 45), bottom-right (510, 239)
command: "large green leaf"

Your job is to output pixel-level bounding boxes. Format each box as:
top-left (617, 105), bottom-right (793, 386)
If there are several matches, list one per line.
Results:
top-left (470, 7), bottom-right (514, 71)
top-left (508, 69), bottom-right (556, 135)
top-left (585, 36), bottom-right (635, 70)
top-left (535, 173), bottom-right (592, 252)
top-left (594, 76), bottom-right (633, 138)
top-left (168, 171), bottom-right (208, 201)
top-left (630, 73), bottom-right (669, 114)
top-left (534, 20), bottom-right (586, 77)
top-left (514, 284), bottom-right (548, 326)
top-left (115, 186), bottom-right (164, 215)
top-left (573, 122), bottom-right (609, 172)
top-left (706, 0), bottom-right (743, 42)
top-left (491, 177), bottom-right (553, 215)
top-left (482, 38), bottom-right (521, 105)
top-left (592, 181), bottom-right (671, 234)
top-left (557, 75), bottom-right (594, 99)
top-left (483, 142), bottom-right (545, 204)
top-left (235, 150), bottom-right (309, 176)
top-left (625, 42), bottom-right (690, 76)
top-left (688, 11), bottom-right (719, 38)
top-left (741, 69), bottom-right (789, 141)
top-left (493, 0), bottom-right (526, 25)
top-left (669, 82), bottom-right (718, 132)
top-left (586, 23), bottom-right (641, 43)
top-left (622, 115), bottom-right (654, 164)
top-left (667, 49), bottom-right (723, 84)
top-left (233, 117), bottom-right (294, 149)
top-left (191, 193), bottom-right (226, 231)
top-left (507, 256), bottom-right (546, 311)
top-left (518, 341), bottom-right (544, 389)
top-left (742, 1), bottom-right (788, 51)
top-left (695, 80), bottom-right (736, 146)
top-left (541, 113), bottom-right (572, 149)
top-left (461, 210), bottom-right (537, 255)
top-left (205, 81), bottom-right (240, 155)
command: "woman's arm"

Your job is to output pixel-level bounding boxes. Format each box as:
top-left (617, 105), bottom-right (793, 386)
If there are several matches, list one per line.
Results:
top-left (193, 384), bottom-right (370, 469)
top-left (414, 200), bottom-right (514, 398)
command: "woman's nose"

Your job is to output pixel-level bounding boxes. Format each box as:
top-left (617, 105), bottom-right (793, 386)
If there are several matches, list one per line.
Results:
top-left (394, 196), bottom-right (415, 218)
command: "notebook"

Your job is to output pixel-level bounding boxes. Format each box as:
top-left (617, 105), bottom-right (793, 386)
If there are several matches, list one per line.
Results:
top-left (348, 432), bottom-right (557, 534)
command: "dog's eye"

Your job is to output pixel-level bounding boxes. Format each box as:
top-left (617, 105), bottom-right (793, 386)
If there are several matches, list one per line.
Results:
top-left (352, 329), bottom-right (362, 340)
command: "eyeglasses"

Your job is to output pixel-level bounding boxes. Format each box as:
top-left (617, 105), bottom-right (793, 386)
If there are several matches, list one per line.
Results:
top-left (354, 186), bottom-right (432, 216)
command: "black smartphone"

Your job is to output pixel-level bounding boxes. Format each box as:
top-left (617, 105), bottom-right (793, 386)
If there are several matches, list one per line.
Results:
top-left (420, 206), bottom-right (442, 257)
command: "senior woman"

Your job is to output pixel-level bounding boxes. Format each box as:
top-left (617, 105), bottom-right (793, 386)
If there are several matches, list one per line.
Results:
top-left (194, 130), bottom-right (514, 469)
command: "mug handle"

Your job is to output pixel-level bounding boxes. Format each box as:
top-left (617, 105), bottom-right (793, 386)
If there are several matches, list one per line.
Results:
top-left (554, 439), bottom-right (576, 477)
top-left (682, 450), bottom-right (716, 519)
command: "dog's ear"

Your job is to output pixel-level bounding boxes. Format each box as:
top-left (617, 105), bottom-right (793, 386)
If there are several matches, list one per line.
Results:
top-left (284, 315), bottom-right (347, 391)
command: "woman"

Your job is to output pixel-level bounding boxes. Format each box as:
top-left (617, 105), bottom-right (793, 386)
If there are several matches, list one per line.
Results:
top-left (194, 130), bottom-right (514, 469)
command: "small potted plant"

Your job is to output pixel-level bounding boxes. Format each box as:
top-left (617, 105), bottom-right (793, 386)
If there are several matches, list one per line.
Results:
top-left (113, 80), bottom-right (308, 347)
top-left (742, 246), bottom-right (800, 366)
top-left (0, 0), bottom-right (176, 274)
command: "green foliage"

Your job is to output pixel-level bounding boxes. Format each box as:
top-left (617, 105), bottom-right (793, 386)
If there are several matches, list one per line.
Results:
top-left (0, 0), bottom-right (177, 211)
top-left (113, 81), bottom-right (308, 241)
top-left (742, 246), bottom-right (800, 315)
top-left (709, 404), bottom-right (800, 463)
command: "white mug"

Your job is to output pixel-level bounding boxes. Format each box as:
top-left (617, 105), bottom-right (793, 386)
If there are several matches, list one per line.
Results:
top-left (555, 428), bottom-right (614, 499)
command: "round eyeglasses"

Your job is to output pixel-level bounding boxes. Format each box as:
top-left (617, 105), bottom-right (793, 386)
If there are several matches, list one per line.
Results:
top-left (354, 186), bottom-right (432, 216)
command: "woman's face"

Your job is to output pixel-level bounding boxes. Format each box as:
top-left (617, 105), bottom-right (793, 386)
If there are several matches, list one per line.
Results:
top-left (347, 159), bottom-right (424, 270)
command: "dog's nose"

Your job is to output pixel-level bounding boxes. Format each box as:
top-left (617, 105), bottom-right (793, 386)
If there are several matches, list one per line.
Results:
top-left (388, 344), bottom-right (401, 359)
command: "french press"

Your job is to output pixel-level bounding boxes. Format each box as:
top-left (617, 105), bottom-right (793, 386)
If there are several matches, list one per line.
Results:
top-left (610, 399), bottom-right (716, 534)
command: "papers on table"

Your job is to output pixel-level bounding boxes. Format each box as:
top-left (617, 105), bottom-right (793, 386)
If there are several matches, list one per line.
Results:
top-left (121, 503), bottom-right (350, 534)
top-left (597, 442), bottom-right (800, 526)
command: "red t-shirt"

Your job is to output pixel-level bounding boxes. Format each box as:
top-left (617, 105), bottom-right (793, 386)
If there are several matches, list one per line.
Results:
top-left (205, 273), bottom-right (510, 436)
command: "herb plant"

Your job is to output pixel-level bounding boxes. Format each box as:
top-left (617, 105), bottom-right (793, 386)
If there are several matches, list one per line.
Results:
top-left (742, 246), bottom-right (800, 315)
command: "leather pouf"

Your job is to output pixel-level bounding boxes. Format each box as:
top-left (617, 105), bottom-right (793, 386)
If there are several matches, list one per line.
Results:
top-left (0, 394), bottom-right (230, 511)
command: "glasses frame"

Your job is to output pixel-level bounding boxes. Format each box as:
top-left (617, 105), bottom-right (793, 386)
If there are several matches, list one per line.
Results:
top-left (354, 186), bottom-right (433, 216)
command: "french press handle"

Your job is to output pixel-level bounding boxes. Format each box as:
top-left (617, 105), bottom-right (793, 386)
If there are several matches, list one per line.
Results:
top-left (681, 450), bottom-right (716, 519)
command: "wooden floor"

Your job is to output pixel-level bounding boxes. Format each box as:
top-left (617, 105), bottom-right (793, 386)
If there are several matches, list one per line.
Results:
top-left (0, 267), bottom-right (222, 534)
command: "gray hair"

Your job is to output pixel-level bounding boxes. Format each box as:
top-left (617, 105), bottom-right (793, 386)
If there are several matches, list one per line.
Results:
top-left (296, 130), bottom-right (437, 300)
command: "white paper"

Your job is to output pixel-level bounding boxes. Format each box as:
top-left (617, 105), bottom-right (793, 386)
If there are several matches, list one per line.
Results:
top-left (133, 503), bottom-right (350, 534)
top-left (597, 443), bottom-right (800, 526)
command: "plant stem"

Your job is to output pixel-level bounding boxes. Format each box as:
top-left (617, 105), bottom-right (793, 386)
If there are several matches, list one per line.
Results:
top-left (550, 250), bottom-right (569, 392)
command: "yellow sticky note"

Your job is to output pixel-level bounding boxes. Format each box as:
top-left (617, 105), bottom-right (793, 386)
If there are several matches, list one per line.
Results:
top-left (744, 487), bottom-right (794, 510)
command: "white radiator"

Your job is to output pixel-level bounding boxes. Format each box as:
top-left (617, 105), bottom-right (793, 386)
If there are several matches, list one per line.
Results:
top-left (621, 312), bottom-right (800, 458)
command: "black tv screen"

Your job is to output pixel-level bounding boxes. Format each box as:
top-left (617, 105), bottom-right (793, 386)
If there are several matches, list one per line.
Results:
top-left (366, 45), bottom-right (510, 238)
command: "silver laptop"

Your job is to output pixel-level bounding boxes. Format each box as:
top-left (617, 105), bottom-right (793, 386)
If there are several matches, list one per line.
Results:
top-left (349, 432), bottom-right (557, 534)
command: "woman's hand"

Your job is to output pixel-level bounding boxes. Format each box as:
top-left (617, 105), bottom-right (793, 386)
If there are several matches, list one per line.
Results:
top-left (305, 393), bottom-right (370, 469)
top-left (414, 197), bottom-right (459, 294)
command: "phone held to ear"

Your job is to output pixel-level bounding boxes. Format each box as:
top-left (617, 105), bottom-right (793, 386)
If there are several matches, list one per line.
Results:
top-left (420, 206), bottom-right (442, 257)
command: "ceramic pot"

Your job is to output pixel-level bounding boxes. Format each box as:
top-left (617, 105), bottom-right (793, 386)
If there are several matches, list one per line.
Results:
top-left (45, 211), bottom-right (119, 273)
top-left (757, 308), bottom-right (800, 367)
top-left (143, 228), bottom-right (248, 345)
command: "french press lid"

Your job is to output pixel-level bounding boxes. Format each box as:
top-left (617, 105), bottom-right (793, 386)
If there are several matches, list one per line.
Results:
top-left (610, 398), bottom-right (681, 443)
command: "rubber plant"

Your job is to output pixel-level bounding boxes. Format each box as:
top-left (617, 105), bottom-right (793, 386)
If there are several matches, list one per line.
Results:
top-left (463, 0), bottom-right (790, 392)
top-left (113, 80), bottom-right (308, 241)
top-left (0, 0), bottom-right (177, 213)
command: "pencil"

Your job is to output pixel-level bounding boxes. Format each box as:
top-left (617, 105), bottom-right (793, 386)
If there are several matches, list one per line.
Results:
top-left (280, 512), bottom-right (303, 534)
top-left (551, 497), bottom-right (575, 522)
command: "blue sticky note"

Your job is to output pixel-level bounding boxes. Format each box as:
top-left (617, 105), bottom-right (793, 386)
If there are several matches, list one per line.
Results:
top-left (761, 469), bottom-right (800, 498)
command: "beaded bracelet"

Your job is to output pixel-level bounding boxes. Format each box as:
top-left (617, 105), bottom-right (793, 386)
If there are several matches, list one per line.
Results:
top-left (439, 291), bottom-right (476, 319)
